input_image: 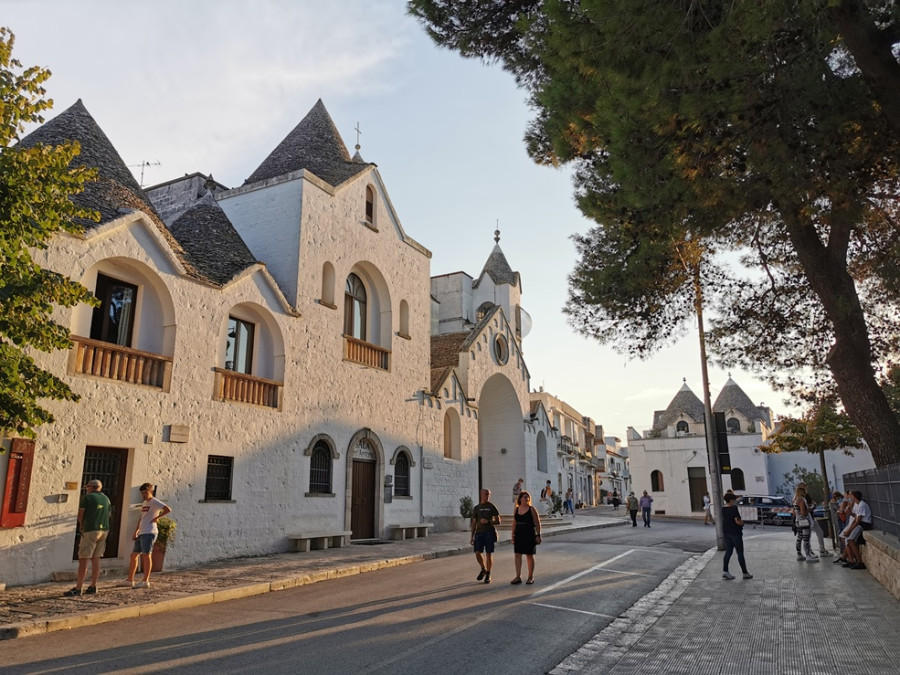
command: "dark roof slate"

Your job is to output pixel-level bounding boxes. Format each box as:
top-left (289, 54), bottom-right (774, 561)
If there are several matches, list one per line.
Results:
top-left (169, 195), bottom-right (259, 285)
top-left (18, 100), bottom-right (204, 280)
top-left (244, 99), bottom-right (371, 187)
top-left (652, 382), bottom-right (706, 430)
top-left (476, 244), bottom-right (519, 287)
top-left (713, 377), bottom-right (767, 423)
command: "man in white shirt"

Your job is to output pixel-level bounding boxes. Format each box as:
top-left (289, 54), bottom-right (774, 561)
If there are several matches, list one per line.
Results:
top-left (840, 490), bottom-right (872, 570)
top-left (122, 483), bottom-right (171, 588)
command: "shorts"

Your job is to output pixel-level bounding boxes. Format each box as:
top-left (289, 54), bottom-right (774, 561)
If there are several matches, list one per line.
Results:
top-left (78, 530), bottom-right (109, 559)
top-left (473, 530), bottom-right (497, 554)
top-left (841, 524), bottom-right (863, 542)
top-left (132, 533), bottom-right (158, 554)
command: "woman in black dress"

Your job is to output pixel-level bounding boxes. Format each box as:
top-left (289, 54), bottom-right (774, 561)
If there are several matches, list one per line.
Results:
top-left (510, 491), bottom-right (542, 585)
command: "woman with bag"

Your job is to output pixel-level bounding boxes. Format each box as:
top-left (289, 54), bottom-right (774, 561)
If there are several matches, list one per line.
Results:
top-left (793, 485), bottom-right (819, 563)
top-left (510, 491), bottom-right (541, 585)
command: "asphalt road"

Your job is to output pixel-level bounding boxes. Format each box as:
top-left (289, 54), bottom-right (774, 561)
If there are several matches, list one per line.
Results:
top-left (1, 519), bottom-right (717, 675)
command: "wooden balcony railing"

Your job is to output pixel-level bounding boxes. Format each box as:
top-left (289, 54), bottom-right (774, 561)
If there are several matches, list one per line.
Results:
top-left (343, 335), bottom-right (390, 370)
top-left (69, 336), bottom-right (173, 390)
top-left (213, 368), bottom-right (283, 409)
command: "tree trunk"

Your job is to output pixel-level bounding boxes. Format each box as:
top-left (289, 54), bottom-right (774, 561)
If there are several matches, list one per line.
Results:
top-left (829, 0), bottom-right (900, 138)
top-left (781, 208), bottom-right (900, 467)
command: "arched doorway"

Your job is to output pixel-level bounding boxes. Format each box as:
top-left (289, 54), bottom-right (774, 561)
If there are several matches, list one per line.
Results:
top-left (346, 430), bottom-right (383, 540)
top-left (477, 374), bottom-right (525, 497)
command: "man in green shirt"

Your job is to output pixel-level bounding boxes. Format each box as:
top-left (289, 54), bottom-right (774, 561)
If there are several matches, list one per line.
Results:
top-left (65, 479), bottom-right (112, 596)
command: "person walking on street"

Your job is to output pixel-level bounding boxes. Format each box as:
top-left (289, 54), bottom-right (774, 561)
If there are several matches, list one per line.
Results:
top-left (626, 492), bottom-right (639, 527)
top-left (471, 488), bottom-right (501, 584)
top-left (64, 479), bottom-right (111, 597)
top-left (639, 490), bottom-right (653, 527)
top-left (122, 483), bottom-right (171, 588)
top-left (564, 488), bottom-right (575, 516)
top-left (792, 485), bottom-right (818, 563)
top-left (721, 492), bottom-right (752, 580)
top-left (510, 491), bottom-right (541, 585)
top-left (703, 492), bottom-right (714, 525)
top-left (798, 482), bottom-right (831, 556)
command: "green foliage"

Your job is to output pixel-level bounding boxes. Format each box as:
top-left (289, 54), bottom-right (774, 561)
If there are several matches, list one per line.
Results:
top-left (0, 27), bottom-right (98, 437)
top-left (459, 495), bottom-right (474, 519)
top-left (155, 516), bottom-right (176, 549)
top-left (764, 399), bottom-right (865, 456)
top-left (408, 1), bottom-right (900, 467)
top-left (776, 466), bottom-right (825, 504)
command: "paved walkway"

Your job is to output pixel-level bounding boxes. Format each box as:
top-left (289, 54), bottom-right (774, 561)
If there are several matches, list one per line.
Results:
top-left (2, 509), bottom-right (898, 674)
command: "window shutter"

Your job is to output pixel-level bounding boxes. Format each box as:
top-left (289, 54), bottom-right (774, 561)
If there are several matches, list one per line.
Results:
top-left (1, 438), bottom-right (36, 527)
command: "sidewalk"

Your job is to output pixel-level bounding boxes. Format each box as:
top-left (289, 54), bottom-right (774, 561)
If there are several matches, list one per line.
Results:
top-left (552, 531), bottom-right (900, 674)
top-left (0, 507), bottom-right (621, 640)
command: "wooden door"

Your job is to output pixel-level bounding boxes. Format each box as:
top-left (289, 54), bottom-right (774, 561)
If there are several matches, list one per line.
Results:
top-left (687, 467), bottom-right (707, 512)
top-left (73, 447), bottom-right (127, 559)
top-left (351, 460), bottom-right (376, 540)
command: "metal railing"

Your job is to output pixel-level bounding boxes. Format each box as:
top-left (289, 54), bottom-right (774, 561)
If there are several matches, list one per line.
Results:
top-left (844, 462), bottom-right (900, 541)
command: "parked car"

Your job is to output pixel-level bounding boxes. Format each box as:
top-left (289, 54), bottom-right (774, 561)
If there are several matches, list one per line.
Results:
top-left (736, 495), bottom-right (794, 526)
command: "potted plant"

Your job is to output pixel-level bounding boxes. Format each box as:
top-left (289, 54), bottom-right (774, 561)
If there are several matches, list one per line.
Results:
top-left (459, 495), bottom-right (474, 530)
top-left (151, 516), bottom-right (176, 572)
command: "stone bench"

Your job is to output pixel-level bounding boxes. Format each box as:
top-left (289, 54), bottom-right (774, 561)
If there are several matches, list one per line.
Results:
top-left (287, 530), bottom-right (353, 552)
top-left (387, 522), bottom-right (434, 541)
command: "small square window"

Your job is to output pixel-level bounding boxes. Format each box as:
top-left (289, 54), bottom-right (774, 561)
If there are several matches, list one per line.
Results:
top-left (205, 455), bottom-right (233, 500)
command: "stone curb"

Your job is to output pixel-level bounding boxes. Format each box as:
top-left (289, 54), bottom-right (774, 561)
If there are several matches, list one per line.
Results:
top-left (0, 519), bottom-right (625, 640)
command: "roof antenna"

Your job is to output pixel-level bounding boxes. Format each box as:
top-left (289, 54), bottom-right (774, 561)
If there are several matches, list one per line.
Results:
top-left (128, 160), bottom-right (161, 188)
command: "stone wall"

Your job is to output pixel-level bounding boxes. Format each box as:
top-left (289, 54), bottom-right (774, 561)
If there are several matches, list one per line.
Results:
top-left (862, 530), bottom-right (900, 601)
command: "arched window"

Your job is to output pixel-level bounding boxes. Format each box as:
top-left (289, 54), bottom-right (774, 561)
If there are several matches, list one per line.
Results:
top-left (344, 273), bottom-right (367, 340)
top-left (443, 408), bottom-right (461, 460)
top-left (536, 432), bottom-right (548, 472)
top-left (726, 417), bottom-right (741, 433)
top-left (651, 470), bottom-right (665, 492)
top-left (394, 452), bottom-right (410, 496)
top-left (365, 185), bottom-right (376, 226)
top-left (309, 441), bottom-right (332, 494)
top-left (676, 420), bottom-right (689, 434)
top-left (730, 468), bottom-right (746, 491)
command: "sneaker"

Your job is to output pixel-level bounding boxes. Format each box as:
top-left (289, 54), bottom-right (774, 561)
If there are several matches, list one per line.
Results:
top-left (806, 556), bottom-right (820, 563)
top-left (510, 577), bottom-right (522, 585)
top-left (476, 568), bottom-right (486, 581)
top-left (851, 563), bottom-right (867, 570)
top-left (722, 571), bottom-right (735, 580)
top-left (118, 579), bottom-right (135, 587)
top-left (819, 550), bottom-right (833, 557)
top-left (797, 555), bottom-right (806, 561)
top-left (63, 587), bottom-right (82, 597)
top-left (483, 573), bottom-right (491, 584)
top-left (742, 573), bottom-right (753, 580)
top-left (833, 557), bottom-right (846, 564)
top-left (842, 562), bottom-right (854, 568)
top-left (134, 580), bottom-right (151, 589)
top-left (84, 586), bottom-right (97, 595)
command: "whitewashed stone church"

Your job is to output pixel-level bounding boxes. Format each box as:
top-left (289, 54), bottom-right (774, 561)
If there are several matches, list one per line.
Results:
top-left (0, 99), bottom-right (582, 586)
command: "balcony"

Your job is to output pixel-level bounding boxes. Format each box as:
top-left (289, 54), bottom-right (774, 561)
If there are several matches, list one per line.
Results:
top-left (558, 435), bottom-right (575, 455)
top-left (343, 335), bottom-right (390, 370)
top-left (70, 336), bottom-right (172, 390)
top-left (214, 368), bottom-right (283, 409)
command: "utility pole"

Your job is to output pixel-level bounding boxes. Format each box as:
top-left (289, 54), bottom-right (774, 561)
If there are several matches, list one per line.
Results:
top-left (693, 267), bottom-right (725, 551)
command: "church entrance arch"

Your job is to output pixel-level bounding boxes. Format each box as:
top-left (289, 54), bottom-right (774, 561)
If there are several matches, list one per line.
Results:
top-left (477, 374), bottom-right (525, 497)
top-left (346, 430), bottom-right (383, 540)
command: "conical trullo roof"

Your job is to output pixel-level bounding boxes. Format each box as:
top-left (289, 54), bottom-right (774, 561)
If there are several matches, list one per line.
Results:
top-left (713, 377), bottom-right (768, 424)
top-left (17, 99), bottom-right (164, 230)
top-left (653, 381), bottom-right (706, 430)
top-left (244, 99), bottom-right (371, 187)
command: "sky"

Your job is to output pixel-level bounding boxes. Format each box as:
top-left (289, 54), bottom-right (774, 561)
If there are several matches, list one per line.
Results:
top-left (2, 0), bottom-right (800, 439)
